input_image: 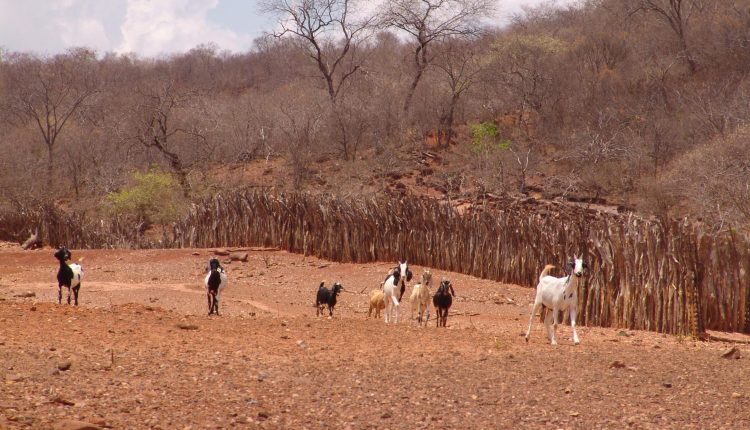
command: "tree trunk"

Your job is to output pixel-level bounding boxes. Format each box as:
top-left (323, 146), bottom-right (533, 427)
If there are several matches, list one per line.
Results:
top-left (403, 44), bottom-right (428, 113)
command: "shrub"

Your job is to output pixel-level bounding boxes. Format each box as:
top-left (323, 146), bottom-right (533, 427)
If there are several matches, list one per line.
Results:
top-left (106, 169), bottom-right (187, 229)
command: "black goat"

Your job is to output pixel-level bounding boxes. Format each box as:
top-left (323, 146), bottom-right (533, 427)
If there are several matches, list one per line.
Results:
top-left (54, 246), bottom-right (84, 305)
top-left (315, 282), bottom-right (344, 317)
top-left (432, 279), bottom-right (455, 327)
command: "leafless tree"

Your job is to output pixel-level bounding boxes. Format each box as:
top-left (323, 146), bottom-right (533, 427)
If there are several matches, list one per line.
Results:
top-left (631, 0), bottom-right (703, 73)
top-left (124, 77), bottom-right (208, 197)
top-left (262, 0), bottom-right (375, 103)
top-left (382, 0), bottom-right (494, 113)
top-left (432, 39), bottom-right (484, 147)
top-left (0, 49), bottom-right (100, 191)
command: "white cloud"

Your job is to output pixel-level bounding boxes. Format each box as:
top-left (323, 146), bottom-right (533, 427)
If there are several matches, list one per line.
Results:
top-left (116, 0), bottom-right (254, 57)
top-left (0, 0), bottom-right (578, 57)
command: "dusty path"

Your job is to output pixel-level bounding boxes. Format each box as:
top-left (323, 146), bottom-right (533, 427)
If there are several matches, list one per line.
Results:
top-left (0, 246), bottom-right (749, 429)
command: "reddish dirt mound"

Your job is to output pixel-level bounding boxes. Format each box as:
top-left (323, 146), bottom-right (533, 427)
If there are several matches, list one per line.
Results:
top-left (0, 248), bottom-right (749, 429)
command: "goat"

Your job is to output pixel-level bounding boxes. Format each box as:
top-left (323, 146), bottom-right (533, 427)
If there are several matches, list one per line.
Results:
top-left (368, 288), bottom-right (385, 319)
top-left (54, 247), bottom-right (84, 305)
top-left (316, 281), bottom-right (343, 317)
top-left (410, 270), bottom-right (433, 326)
top-left (382, 261), bottom-right (412, 324)
top-left (432, 278), bottom-right (455, 327)
top-left (525, 256), bottom-right (587, 345)
top-left (205, 258), bottom-right (228, 315)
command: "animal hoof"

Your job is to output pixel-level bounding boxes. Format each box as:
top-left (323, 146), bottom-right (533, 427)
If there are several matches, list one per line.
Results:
top-left (524, 337), bottom-right (529, 343)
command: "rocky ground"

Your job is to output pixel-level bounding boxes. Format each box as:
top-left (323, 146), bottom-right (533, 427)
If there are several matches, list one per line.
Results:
top-left (0, 245), bottom-right (748, 429)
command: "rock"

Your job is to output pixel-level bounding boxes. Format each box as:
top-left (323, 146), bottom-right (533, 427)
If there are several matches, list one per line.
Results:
top-left (296, 340), bottom-right (307, 349)
top-left (176, 323), bottom-right (199, 330)
top-left (191, 252), bottom-right (200, 256)
top-left (732, 392), bottom-right (742, 399)
top-left (51, 396), bottom-right (76, 406)
top-left (662, 382), bottom-right (672, 388)
top-left (721, 347), bottom-right (741, 359)
top-left (6, 374), bottom-right (25, 382)
top-left (14, 291), bottom-right (35, 298)
top-left (257, 411), bottom-right (270, 420)
top-left (213, 249), bottom-right (230, 256)
top-left (57, 361), bottom-right (72, 371)
top-left (229, 252), bottom-right (249, 262)
top-left (609, 361), bottom-right (626, 369)
top-left (381, 412), bottom-right (392, 419)
top-left (52, 419), bottom-right (101, 430)
top-left (564, 386), bottom-right (573, 394)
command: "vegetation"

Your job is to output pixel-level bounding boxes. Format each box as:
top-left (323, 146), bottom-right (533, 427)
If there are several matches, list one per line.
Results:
top-left (106, 169), bottom-right (187, 230)
top-left (0, 0), bottom-right (749, 231)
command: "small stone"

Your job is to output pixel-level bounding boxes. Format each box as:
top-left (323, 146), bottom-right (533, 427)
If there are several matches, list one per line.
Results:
top-left (51, 396), bottom-right (76, 406)
top-left (610, 361), bottom-right (626, 369)
top-left (564, 386), bottom-right (572, 394)
top-left (296, 340), bottom-right (307, 349)
top-left (257, 372), bottom-right (269, 381)
top-left (176, 323), bottom-right (199, 330)
top-left (229, 252), bottom-right (249, 262)
top-left (732, 392), bottom-right (742, 399)
top-left (721, 347), bottom-right (741, 359)
top-left (381, 412), bottom-right (392, 419)
top-left (52, 419), bottom-right (101, 430)
top-left (192, 252), bottom-right (200, 256)
top-left (569, 411), bottom-right (580, 417)
top-left (662, 383), bottom-right (672, 388)
top-left (30, 306), bottom-right (37, 311)
top-left (57, 361), bottom-right (72, 371)
top-left (257, 411), bottom-right (270, 421)
top-left (14, 291), bottom-right (35, 298)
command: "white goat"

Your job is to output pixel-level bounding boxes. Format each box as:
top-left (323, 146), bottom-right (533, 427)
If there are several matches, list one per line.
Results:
top-left (525, 256), bottom-right (587, 345)
top-left (410, 270), bottom-right (432, 326)
top-left (382, 261), bottom-right (411, 324)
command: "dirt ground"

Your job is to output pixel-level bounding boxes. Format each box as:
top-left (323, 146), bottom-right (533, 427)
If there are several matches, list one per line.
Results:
top-left (0, 245), bottom-right (749, 429)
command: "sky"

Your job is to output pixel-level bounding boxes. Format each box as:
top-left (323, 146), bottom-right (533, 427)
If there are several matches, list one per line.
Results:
top-left (0, 0), bottom-right (577, 58)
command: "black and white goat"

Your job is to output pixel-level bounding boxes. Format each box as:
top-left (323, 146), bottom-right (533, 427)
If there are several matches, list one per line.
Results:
top-left (205, 258), bottom-right (228, 315)
top-left (432, 278), bottom-right (455, 328)
top-left (54, 246), bottom-right (84, 305)
top-left (316, 281), bottom-right (344, 317)
top-left (382, 261), bottom-right (412, 324)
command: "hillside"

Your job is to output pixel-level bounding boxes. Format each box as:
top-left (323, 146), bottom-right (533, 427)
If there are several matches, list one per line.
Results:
top-left (1, 0), bottom-right (750, 230)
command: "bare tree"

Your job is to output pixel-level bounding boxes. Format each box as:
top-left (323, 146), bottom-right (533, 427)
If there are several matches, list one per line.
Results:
top-left (432, 39), bottom-right (484, 147)
top-left (382, 0), bottom-right (493, 113)
top-left (262, 0), bottom-right (375, 103)
top-left (124, 77), bottom-right (207, 197)
top-left (0, 49), bottom-right (100, 191)
top-left (631, 0), bottom-right (703, 73)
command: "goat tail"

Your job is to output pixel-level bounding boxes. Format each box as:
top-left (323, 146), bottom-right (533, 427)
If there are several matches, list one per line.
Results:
top-left (539, 264), bottom-right (555, 282)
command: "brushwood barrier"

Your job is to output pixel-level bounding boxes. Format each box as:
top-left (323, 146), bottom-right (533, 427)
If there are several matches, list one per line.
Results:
top-left (3, 190), bottom-right (749, 336)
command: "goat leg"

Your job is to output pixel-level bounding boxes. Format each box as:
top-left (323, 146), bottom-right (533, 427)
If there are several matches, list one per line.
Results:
top-left (66, 286), bottom-right (72, 305)
top-left (73, 285), bottom-right (80, 306)
top-left (58, 285), bottom-right (63, 305)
